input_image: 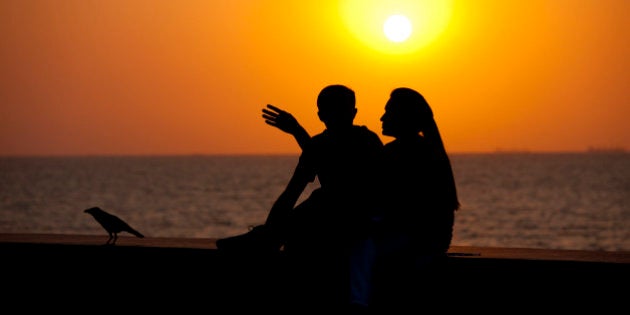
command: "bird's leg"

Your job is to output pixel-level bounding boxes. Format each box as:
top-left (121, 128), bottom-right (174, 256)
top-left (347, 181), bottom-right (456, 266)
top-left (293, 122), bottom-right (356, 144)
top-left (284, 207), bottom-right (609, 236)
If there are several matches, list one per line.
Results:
top-left (112, 233), bottom-right (118, 245)
top-left (106, 232), bottom-right (113, 245)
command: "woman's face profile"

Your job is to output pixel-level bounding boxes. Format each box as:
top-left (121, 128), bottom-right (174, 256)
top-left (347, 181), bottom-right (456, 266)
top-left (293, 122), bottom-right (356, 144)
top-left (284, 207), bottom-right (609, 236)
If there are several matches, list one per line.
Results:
top-left (381, 98), bottom-right (402, 137)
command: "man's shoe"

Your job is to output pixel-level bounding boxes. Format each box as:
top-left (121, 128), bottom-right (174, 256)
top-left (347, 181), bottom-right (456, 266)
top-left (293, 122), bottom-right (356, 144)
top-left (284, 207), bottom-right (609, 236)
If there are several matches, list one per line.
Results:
top-left (216, 225), bottom-right (282, 253)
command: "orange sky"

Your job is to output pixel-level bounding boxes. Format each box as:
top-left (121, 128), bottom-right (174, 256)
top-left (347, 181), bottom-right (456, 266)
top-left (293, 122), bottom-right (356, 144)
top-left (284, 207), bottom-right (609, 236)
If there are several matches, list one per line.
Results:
top-left (1, 0), bottom-right (628, 156)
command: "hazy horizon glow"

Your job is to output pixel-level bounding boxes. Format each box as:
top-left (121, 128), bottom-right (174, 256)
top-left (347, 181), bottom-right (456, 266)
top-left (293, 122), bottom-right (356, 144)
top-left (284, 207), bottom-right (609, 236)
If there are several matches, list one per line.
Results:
top-left (1, 0), bottom-right (628, 156)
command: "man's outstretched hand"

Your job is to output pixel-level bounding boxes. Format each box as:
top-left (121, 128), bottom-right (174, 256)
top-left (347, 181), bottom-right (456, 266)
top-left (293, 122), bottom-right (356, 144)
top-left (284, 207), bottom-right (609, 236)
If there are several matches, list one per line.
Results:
top-left (262, 104), bottom-right (311, 150)
top-left (262, 104), bottom-right (301, 135)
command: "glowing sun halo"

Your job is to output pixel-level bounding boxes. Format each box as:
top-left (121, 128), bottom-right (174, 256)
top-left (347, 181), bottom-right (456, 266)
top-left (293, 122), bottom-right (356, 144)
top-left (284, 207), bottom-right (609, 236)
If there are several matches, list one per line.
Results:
top-left (383, 15), bottom-right (412, 42)
top-left (341, 0), bottom-right (453, 54)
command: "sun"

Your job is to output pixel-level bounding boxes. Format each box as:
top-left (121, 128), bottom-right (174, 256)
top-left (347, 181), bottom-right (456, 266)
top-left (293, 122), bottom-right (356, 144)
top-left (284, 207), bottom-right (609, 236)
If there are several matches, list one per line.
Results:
top-left (383, 14), bottom-right (412, 42)
top-left (340, 0), bottom-right (453, 54)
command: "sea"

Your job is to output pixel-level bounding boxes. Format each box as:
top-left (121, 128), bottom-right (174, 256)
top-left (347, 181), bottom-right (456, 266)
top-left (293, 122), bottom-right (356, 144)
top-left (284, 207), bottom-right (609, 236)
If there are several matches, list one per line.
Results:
top-left (1, 153), bottom-right (628, 252)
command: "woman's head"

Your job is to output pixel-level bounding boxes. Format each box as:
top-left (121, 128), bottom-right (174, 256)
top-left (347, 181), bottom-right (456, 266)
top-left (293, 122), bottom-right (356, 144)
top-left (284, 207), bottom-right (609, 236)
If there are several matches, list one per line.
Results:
top-left (381, 87), bottom-right (433, 138)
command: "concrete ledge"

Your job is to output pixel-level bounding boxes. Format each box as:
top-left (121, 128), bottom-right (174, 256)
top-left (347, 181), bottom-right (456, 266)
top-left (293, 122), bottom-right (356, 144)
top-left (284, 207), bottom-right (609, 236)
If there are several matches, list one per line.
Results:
top-left (2, 233), bottom-right (629, 262)
top-left (2, 233), bottom-right (628, 312)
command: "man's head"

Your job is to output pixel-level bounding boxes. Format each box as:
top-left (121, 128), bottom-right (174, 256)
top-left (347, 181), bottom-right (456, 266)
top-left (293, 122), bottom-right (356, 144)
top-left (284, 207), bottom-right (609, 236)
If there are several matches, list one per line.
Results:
top-left (317, 84), bottom-right (357, 131)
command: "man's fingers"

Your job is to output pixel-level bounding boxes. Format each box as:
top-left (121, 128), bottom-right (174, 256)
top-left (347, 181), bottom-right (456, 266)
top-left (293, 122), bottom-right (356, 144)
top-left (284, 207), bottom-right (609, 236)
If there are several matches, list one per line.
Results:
top-left (262, 113), bottom-right (278, 121)
top-left (266, 104), bottom-right (285, 114)
top-left (262, 109), bottom-right (277, 116)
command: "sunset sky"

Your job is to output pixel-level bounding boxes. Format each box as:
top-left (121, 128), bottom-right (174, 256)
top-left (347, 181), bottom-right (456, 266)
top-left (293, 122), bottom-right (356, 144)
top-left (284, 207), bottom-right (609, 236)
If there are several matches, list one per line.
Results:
top-left (1, 0), bottom-right (628, 156)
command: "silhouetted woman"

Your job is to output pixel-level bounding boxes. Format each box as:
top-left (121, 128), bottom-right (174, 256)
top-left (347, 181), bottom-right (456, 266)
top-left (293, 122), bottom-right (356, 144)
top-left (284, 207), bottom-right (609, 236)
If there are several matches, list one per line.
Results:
top-left (370, 88), bottom-right (460, 310)
top-left (377, 87), bottom-right (459, 255)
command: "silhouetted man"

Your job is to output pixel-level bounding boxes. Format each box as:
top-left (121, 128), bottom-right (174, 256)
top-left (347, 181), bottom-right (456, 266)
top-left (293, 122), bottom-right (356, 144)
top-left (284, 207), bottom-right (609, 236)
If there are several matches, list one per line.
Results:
top-left (216, 84), bottom-right (384, 310)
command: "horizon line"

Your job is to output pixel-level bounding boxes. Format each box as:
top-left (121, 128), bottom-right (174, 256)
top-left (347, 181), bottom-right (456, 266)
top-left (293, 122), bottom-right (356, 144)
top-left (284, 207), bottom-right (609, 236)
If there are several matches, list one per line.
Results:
top-left (0, 148), bottom-right (626, 158)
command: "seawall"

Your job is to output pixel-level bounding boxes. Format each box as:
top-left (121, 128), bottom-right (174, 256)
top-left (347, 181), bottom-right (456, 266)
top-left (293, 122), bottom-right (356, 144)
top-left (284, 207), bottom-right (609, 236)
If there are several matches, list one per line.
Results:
top-left (2, 233), bottom-right (628, 313)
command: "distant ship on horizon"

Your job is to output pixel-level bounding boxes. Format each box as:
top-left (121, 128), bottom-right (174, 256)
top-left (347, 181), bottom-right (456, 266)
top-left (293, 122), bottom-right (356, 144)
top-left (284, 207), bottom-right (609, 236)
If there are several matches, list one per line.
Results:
top-left (586, 146), bottom-right (627, 153)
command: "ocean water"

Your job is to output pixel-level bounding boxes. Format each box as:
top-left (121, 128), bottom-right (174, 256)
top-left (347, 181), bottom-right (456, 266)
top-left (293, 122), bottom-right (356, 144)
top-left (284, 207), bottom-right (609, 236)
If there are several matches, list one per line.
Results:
top-left (0, 153), bottom-right (628, 252)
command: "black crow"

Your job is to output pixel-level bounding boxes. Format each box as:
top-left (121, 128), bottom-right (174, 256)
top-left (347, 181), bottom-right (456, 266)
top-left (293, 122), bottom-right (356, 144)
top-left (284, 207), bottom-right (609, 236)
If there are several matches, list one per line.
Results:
top-left (84, 207), bottom-right (144, 245)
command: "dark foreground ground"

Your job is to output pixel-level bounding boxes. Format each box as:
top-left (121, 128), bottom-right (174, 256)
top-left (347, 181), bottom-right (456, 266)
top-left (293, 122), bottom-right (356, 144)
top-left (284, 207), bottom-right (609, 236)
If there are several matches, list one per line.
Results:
top-left (2, 234), bottom-right (628, 313)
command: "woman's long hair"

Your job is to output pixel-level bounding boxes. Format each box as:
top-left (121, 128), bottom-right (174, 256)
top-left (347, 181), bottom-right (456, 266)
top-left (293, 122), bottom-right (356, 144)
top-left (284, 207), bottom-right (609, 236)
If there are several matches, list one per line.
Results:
top-left (390, 87), bottom-right (460, 211)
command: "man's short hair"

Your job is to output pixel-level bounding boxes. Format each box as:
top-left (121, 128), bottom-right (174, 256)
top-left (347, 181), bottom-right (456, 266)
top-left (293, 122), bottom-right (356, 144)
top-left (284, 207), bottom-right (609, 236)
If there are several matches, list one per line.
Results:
top-left (317, 85), bottom-right (356, 111)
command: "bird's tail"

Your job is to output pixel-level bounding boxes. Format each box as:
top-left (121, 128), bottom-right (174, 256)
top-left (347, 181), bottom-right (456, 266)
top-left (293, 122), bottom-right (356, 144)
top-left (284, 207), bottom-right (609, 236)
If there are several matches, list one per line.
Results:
top-left (129, 228), bottom-right (145, 238)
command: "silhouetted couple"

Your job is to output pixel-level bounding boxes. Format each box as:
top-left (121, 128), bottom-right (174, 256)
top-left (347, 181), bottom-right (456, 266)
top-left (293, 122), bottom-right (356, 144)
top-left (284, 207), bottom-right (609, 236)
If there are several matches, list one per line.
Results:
top-left (216, 85), bottom-right (460, 312)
